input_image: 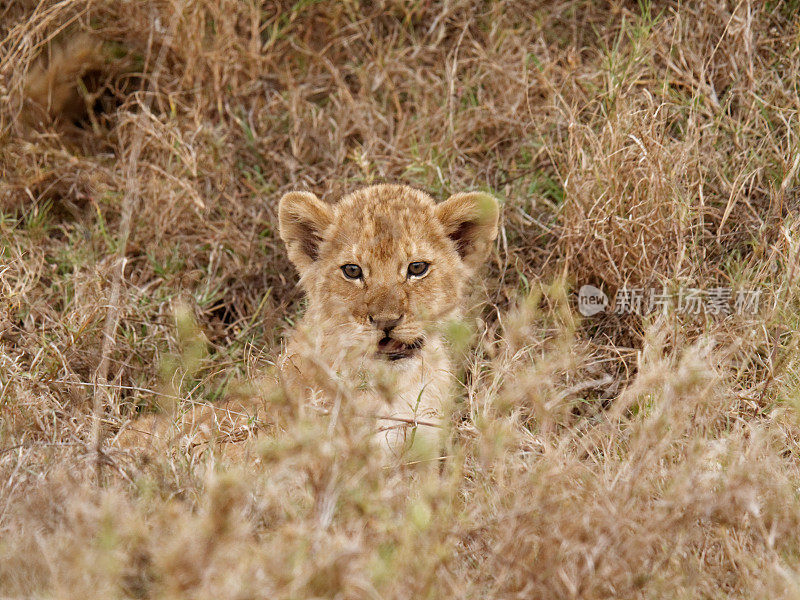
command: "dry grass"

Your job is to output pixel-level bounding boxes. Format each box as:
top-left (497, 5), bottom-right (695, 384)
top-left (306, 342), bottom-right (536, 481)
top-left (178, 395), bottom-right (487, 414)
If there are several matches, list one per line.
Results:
top-left (2, 1), bottom-right (800, 598)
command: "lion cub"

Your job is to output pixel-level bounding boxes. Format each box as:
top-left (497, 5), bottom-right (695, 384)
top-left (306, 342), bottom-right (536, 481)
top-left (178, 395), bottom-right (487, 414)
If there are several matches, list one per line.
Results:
top-left (117, 184), bottom-right (497, 457)
top-left (278, 184), bottom-right (498, 452)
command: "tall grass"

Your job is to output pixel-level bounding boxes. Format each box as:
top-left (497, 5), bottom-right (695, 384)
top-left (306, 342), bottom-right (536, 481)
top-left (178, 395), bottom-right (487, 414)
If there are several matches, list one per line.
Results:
top-left (1, 1), bottom-right (799, 598)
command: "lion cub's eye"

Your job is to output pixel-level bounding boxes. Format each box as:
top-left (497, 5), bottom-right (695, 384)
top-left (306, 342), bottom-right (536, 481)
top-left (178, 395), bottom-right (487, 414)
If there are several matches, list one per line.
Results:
top-left (341, 264), bottom-right (363, 279)
top-left (407, 261), bottom-right (429, 278)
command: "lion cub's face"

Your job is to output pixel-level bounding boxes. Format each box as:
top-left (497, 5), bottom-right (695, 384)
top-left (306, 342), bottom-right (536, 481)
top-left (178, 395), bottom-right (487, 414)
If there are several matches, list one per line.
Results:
top-left (279, 184), bottom-right (498, 362)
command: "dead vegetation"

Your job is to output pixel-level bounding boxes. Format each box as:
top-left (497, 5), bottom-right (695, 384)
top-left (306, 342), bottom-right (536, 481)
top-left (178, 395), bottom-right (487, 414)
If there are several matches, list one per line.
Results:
top-left (1, 1), bottom-right (800, 598)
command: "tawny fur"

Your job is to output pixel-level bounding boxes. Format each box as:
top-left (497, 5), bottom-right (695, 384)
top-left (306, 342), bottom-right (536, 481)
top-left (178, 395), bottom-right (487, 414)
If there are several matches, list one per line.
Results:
top-left (278, 184), bottom-right (499, 453)
top-left (21, 33), bottom-right (105, 127)
top-left (118, 184), bottom-right (498, 457)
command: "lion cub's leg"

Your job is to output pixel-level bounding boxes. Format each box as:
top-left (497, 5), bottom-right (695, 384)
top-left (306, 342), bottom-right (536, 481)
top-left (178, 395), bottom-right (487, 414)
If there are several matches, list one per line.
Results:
top-left (371, 364), bottom-right (452, 460)
top-left (115, 398), bottom-right (265, 458)
top-left (376, 413), bottom-right (444, 460)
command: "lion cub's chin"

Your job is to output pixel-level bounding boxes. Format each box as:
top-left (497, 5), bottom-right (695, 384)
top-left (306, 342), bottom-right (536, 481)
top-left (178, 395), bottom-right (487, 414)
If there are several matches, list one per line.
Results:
top-left (376, 335), bottom-right (424, 361)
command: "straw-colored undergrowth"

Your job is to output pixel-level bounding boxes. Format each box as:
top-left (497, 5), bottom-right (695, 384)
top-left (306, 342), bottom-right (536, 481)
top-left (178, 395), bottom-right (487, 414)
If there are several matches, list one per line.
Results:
top-left (2, 1), bottom-right (800, 598)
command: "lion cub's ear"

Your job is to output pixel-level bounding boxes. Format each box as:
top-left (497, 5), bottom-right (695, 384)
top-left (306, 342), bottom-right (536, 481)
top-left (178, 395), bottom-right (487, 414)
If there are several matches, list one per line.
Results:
top-left (278, 191), bottom-right (334, 272)
top-left (435, 192), bottom-right (499, 271)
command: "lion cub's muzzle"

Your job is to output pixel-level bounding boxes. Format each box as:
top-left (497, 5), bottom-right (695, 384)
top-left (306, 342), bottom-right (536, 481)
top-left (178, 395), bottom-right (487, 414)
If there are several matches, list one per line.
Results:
top-left (368, 314), bottom-right (424, 360)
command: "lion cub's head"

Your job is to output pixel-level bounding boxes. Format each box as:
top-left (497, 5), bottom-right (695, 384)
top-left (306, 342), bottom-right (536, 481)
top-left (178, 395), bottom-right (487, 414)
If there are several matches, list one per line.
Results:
top-left (278, 184), bottom-right (498, 362)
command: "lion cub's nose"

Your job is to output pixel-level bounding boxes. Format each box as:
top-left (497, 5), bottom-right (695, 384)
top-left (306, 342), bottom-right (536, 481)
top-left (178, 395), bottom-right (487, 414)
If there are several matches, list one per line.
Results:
top-left (369, 315), bottom-right (403, 333)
